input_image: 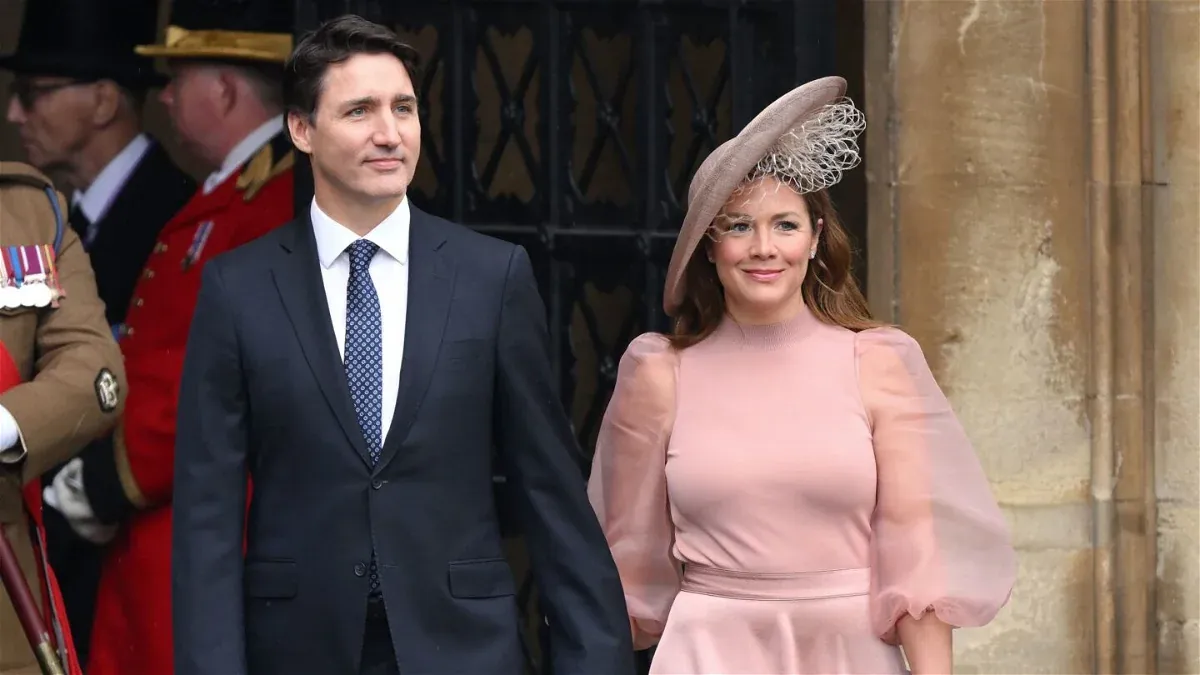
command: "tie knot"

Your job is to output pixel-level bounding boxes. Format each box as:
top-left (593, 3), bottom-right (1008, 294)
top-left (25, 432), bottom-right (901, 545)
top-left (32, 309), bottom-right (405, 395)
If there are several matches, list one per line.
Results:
top-left (347, 239), bottom-right (379, 272)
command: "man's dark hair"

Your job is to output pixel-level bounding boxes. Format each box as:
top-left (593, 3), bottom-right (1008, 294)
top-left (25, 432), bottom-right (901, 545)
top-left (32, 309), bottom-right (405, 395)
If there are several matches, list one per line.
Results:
top-left (283, 14), bottom-right (422, 122)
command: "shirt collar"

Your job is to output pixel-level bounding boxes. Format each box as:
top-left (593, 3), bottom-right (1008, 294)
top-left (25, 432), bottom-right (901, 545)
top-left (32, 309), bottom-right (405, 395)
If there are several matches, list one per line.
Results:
top-left (202, 115), bottom-right (285, 195)
top-left (310, 195), bottom-right (411, 269)
top-left (72, 133), bottom-right (152, 222)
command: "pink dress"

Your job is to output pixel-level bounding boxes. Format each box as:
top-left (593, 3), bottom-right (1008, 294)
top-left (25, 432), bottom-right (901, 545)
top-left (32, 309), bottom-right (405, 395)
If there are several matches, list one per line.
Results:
top-left (587, 307), bottom-right (1016, 674)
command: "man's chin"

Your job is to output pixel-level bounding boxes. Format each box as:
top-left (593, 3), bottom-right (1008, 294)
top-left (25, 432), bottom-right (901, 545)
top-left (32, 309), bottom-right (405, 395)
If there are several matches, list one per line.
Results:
top-left (361, 178), bottom-right (411, 201)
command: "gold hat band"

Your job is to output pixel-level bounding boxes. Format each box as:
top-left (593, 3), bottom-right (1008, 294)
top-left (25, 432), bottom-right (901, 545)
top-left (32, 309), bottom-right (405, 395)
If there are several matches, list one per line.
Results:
top-left (135, 25), bottom-right (293, 64)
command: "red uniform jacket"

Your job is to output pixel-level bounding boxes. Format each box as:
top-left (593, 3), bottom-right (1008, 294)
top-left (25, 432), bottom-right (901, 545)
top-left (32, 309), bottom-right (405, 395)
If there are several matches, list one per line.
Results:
top-left (83, 131), bottom-right (294, 675)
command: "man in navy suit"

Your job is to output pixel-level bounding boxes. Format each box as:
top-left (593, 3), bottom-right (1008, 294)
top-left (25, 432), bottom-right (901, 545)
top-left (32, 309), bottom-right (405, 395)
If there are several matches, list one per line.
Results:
top-left (171, 14), bottom-right (634, 675)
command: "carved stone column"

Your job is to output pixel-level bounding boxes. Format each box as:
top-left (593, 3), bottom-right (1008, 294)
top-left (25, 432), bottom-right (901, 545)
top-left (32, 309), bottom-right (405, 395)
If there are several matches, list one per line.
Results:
top-left (863, 0), bottom-right (1171, 670)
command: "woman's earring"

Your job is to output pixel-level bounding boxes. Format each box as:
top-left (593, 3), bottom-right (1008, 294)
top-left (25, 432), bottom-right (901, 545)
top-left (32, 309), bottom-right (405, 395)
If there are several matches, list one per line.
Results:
top-left (809, 250), bottom-right (816, 260)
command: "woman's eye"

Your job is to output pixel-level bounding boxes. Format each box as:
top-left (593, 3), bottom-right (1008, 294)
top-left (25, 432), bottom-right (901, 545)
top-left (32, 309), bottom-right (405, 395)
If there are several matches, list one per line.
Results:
top-left (776, 220), bottom-right (800, 232)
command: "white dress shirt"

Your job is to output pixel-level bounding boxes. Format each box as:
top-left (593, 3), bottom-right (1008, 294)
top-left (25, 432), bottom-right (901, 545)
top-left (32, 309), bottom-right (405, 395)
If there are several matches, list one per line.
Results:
top-left (72, 133), bottom-right (151, 224)
top-left (202, 115), bottom-right (285, 195)
top-left (310, 197), bottom-right (410, 445)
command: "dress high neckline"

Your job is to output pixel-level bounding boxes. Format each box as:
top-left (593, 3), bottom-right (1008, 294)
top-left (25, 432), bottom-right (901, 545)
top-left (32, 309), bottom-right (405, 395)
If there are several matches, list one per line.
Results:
top-left (711, 304), bottom-right (821, 349)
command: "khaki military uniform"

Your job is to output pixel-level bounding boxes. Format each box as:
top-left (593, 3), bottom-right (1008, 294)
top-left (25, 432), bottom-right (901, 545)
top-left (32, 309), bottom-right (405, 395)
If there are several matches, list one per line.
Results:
top-left (0, 162), bottom-right (125, 674)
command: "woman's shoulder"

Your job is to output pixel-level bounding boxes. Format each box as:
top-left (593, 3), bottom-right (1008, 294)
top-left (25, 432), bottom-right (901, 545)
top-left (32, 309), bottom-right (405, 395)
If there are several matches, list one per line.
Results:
top-left (854, 325), bottom-right (925, 360)
top-left (609, 332), bottom-right (679, 415)
top-left (854, 325), bottom-right (943, 407)
top-left (624, 331), bottom-right (681, 372)
top-left (625, 331), bottom-right (674, 356)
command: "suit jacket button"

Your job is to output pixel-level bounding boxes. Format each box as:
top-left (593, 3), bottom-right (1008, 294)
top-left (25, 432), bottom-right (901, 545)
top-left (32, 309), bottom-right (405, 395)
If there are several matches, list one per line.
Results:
top-left (354, 563), bottom-right (366, 577)
top-left (371, 479), bottom-right (383, 490)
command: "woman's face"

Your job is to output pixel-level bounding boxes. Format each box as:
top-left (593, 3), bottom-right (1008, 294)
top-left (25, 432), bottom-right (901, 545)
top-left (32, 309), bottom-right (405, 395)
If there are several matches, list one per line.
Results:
top-left (708, 176), bottom-right (820, 325)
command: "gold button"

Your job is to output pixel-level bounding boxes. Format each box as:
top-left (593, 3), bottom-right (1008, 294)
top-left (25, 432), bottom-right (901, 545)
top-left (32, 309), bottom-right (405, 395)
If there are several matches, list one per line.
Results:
top-left (134, 298), bottom-right (144, 307)
top-left (157, 243), bottom-right (168, 254)
top-left (144, 269), bottom-right (155, 279)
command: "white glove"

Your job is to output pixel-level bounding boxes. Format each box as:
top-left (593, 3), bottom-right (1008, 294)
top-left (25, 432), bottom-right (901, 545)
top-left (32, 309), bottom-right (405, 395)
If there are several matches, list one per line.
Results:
top-left (42, 458), bottom-right (118, 545)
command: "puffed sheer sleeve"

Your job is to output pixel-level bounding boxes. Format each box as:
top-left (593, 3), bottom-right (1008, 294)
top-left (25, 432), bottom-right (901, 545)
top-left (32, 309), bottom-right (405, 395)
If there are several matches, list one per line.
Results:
top-left (587, 332), bottom-right (681, 650)
top-left (856, 327), bottom-right (1016, 645)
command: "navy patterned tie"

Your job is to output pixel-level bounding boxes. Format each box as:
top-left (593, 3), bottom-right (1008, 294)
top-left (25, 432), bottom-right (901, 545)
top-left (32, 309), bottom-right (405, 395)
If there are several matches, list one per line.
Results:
top-left (344, 239), bottom-right (383, 593)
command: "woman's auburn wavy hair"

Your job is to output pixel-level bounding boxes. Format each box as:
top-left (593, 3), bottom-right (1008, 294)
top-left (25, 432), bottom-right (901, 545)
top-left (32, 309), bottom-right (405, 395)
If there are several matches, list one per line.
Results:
top-left (668, 187), bottom-right (881, 350)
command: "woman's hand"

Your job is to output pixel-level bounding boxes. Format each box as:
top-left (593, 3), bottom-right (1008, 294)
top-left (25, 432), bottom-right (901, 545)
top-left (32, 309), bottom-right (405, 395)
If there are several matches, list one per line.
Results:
top-left (897, 611), bottom-right (953, 674)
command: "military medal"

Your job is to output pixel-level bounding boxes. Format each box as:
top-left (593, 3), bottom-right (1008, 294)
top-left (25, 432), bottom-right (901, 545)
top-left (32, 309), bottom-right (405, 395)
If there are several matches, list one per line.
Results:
top-left (3, 248), bottom-right (32, 307)
top-left (181, 220), bottom-right (215, 271)
top-left (18, 246), bottom-right (54, 307)
top-left (41, 244), bottom-right (65, 308)
top-left (0, 254), bottom-right (18, 309)
top-left (0, 245), bottom-right (63, 309)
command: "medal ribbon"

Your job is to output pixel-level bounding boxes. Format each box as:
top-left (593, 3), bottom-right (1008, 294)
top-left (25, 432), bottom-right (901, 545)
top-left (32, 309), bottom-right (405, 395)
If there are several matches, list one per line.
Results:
top-left (6, 248), bottom-right (24, 287)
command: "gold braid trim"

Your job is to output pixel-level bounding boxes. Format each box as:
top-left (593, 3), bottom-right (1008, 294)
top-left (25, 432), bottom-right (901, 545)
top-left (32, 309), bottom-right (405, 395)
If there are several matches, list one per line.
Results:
top-left (113, 424), bottom-right (149, 510)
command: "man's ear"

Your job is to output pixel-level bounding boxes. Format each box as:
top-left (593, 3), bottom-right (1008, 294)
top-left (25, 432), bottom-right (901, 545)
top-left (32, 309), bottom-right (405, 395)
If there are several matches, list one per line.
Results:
top-left (91, 81), bottom-right (122, 128)
top-left (287, 110), bottom-right (313, 155)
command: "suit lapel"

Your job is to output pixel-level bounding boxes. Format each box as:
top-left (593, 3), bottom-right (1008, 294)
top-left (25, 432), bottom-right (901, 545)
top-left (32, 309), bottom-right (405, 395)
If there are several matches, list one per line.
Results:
top-left (271, 216), bottom-right (374, 467)
top-left (377, 207), bottom-right (453, 470)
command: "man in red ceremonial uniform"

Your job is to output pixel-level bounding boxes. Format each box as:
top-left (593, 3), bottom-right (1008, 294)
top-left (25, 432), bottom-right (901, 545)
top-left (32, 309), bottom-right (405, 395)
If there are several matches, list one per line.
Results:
top-left (39, 1), bottom-right (297, 672)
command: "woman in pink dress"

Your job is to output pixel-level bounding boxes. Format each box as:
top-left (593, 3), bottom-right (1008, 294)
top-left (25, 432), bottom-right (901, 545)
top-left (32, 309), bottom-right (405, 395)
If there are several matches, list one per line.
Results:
top-left (587, 76), bottom-right (1017, 674)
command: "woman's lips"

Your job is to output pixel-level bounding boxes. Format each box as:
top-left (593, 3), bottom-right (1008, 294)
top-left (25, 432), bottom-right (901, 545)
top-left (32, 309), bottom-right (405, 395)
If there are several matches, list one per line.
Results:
top-left (743, 269), bottom-right (784, 282)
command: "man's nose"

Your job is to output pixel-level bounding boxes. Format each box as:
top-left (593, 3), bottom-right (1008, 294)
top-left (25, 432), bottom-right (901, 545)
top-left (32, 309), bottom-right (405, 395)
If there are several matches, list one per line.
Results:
top-left (373, 117), bottom-right (402, 147)
top-left (6, 96), bottom-right (26, 124)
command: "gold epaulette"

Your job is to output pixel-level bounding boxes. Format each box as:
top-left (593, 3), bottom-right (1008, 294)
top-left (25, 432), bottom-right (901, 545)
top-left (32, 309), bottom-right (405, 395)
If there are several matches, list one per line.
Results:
top-left (235, 144), bottom-right (295, 203)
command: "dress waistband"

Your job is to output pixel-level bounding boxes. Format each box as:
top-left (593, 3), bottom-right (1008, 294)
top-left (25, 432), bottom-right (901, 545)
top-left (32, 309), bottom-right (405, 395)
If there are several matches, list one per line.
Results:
top-left (680, 565), bottom-right (871, 601)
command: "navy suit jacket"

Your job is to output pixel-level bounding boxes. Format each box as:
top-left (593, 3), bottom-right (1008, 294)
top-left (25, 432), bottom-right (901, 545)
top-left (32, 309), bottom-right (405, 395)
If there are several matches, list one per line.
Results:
top-left (172, 205), bottom-right (634, 674)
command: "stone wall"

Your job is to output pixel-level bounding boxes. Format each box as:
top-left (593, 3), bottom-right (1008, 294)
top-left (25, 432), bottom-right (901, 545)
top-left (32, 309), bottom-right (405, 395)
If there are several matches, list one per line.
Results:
top-left (1151, 1), bottom-right (1199, 671)
top-left (865, 0), bottom-right (1199, 672)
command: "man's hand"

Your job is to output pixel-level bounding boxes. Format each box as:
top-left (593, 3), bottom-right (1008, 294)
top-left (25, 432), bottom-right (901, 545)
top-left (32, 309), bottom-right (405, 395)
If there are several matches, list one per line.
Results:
top-left (42, 457), bottom-right (118, 544)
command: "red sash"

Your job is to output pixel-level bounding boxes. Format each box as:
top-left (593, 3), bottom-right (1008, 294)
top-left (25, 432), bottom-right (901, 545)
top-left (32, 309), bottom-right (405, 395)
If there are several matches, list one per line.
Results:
top-left (0, 344), bottom-right (83, 675)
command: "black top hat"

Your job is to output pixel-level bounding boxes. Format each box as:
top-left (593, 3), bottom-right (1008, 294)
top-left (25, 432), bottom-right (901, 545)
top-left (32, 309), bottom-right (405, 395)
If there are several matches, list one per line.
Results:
top-left (136, 0), bottom-right (295, 64)
top-left (0, 0), bottom-right (165, 88)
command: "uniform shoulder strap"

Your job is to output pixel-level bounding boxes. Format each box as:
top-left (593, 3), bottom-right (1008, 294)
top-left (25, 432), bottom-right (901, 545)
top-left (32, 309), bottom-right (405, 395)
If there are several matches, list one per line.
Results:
top-left (235, 131), bottom-right (295, 203)
top-left (0, 162), bottom-right (66, 255)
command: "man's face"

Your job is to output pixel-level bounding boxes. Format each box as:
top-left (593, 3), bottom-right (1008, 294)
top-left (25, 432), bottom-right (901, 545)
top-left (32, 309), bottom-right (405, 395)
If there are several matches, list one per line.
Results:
top-left (158, 62), bottom-right (227, 168)
top-left (289, 52), bottom-right (421, 205)
top-left (6, 76), bottom-right (98, 177)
